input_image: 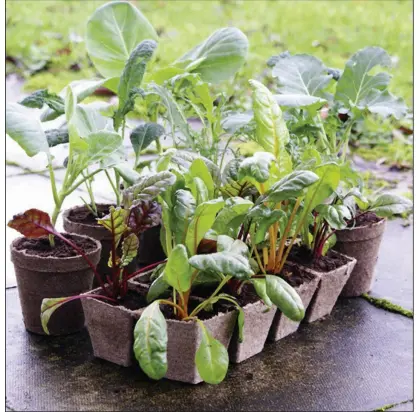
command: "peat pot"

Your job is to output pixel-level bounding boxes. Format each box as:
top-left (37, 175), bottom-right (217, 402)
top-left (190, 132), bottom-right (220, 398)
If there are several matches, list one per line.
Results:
top-left (268, 271), bottom-right (320, 342)
top-left (287, 250), bottom-right (357, 323)
top-left (228, 291), bottom-right (276, 364)
top-left (82, 285), bottom-right (148, 367)
top-left (10, 234), bottom-right (101, 335)
top-left (334, 218), bottom-right (386, 297)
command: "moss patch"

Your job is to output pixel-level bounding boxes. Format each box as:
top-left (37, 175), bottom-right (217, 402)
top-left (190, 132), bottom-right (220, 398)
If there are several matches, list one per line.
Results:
top-left (362, 294), bottom-right (413, 319)
top-left (373, 399), bottom-right (413, 411)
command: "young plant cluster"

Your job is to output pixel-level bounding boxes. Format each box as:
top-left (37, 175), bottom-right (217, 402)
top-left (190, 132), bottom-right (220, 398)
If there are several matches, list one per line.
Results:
top-left (6, 1), bottom-right (412, 385)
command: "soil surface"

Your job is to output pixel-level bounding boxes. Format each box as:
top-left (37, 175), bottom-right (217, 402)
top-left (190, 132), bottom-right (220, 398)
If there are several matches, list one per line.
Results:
top-left (67, 204), bottom-right (113, 226)
top-left (350, 211), bottom-right (382, 228)
top-left (14, 234), bottom-right (97, 258)
top-left (161, 298), bottom-right (231, 321)
top-left (280, 262), bottom-right (316, 287)
top-left (107, 290), bottom-right (148, 311)
top-left (288, 245), bottom-right (349, 273)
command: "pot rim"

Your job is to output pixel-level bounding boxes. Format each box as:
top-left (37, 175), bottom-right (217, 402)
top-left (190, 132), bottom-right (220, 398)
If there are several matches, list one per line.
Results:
top-left (11, 233), bottom-right (102, 263)
top-left (338, 216), bottom-right (386, 234)
top-left (62, 203), bottom-right (115, 229)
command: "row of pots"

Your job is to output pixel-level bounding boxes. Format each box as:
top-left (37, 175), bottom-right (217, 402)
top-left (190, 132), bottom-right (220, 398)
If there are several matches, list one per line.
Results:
top-left (10, 205), bottom-right (386, 384)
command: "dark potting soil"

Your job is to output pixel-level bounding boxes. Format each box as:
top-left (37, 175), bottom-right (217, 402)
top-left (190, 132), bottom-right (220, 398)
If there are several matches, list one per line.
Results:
top-left (280, 262), bottom-right (316, 287)
top-left (234, 283), bottom-right (261, 306)
top-left (288, 245), bottom-right (349, 273)
top-left (15, 234), bottom-right (97, 258)
top-left (351, 211), bottom-right (382, 228)
top-left (108, 290), bottom-right (149, 311)
top-left (161, 299), bottom-right (231, 321)
top-left (67, 204), bottom-right (113, 226)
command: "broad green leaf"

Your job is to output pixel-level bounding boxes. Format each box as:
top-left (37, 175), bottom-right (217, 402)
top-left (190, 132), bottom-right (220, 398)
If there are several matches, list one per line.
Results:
top-left (189, 251), bottom-right (253, 280)
top-left (316, 204), bottom-right (352, 230)
top-left (258, 170), bottom-right (319, 204)
top-left (130, 122), bottom-right (165, 166)
top-left (274, 94), bottom-right (327, 111)
top-left (265, 275), bottom-right (304, 321)
top-left (73, 103), bottom-right (112, 137)
top-left (176, 27), bottom-right (248, 84)
top-left (251, 278), bottom-right (273, 307)
top-left (146, 66), bottom-right (186, 85)
top-left (147, 272), bottom-right (170, 303)
top-left (123, 172), bottom-right (176, 205)
top-left (249, 79), bottom-right (290, 160)
top-left (369, 194), bottom-right (412, 217)
top-left (185, 198), bottom-right (225, 255)
top-left (253, 208), bottom-right (286, 245)
top-left (133, 302), bottom-right (168, 380)
top-left (216, 235), bottom-right (249, 257)
top-left (272, 53), bottom-right (332, 98)
top-left (86, 1), bottom-right (158, 78)
top-left (221, 112), bottom-right (253, 134)
top-left (195, 321), bottom-right (229, 384)
top-left (6, 103), bottom-right (49, 157)
top-left (113, 163), bottom-right (142, 186)
top-left (189, 177), bottom-right (209, 204)
top-left (121, 233), bottom-right (139, 267)
top-left (164, 244), bottom-right (193, 293)
top-left (40, 298), bottom-right (68, 335)
top-left (85, 131), bottom-right (123, 165)
top-left (335, 47), bottom-right (407, 119)
top-left (97, 206), bottom-right (128, 246)
top-left (172, 189), bottom-right (196, 245)
top-left (212, 197), bottom-right (253, 236)
top-left (238, 152), bottom-right (276, 184)
top-left (189, 158), bottom-right (214, 198)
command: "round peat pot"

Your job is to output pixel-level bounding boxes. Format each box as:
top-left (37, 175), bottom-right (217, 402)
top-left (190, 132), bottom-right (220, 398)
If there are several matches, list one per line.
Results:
top-left (334, 218), bottom-right (386, 297)
top-left (10, 234), bottom-right (101, 336)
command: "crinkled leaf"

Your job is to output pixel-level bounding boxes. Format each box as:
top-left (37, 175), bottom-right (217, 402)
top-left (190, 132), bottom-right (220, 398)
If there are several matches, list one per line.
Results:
top-left (216, 235), bottom-right (248, 257)
top-left (97, 206), bottom-right (128, 246)
top-left (253, 209), bottom-right (287, 245)
top-left (40, 298), bottom-right (68, 335)
top-left (195, 322), bottom-right (229, 384)
top-left (212, 197), bottom-right (253, 236)
top-left (20, 89), bottom-right (65, 113)
top-left (164, 244), bottom-right (193, 293)
top-left (185, 198), bottom-right (225, 255)
top-left (133, 302), bottom-right (168, 380)
top-left (45, 128), bottom-right (69, 147)
top-left (176, 27), bottom-right (248, 83)
top-left (128, 200), bottom-right (162, 234)
top-left (172, 189), bottom-right (196, 245)
top-left (265, 275), bottom-right (304, 321)
top-left (238, 152), bottom-right (276, 184)
top-left (86, 1), bottom-right (158, 78)
top-left (121, 233), bottom-right (139, 267)
top-left (6, 103), bottom-right (49, 157)
top-left (316, 204), bottom-right (352, 230)
top-left (369, 194), bottom-right (412, 217)
top-left (8, 208), bottom-right (55, 238)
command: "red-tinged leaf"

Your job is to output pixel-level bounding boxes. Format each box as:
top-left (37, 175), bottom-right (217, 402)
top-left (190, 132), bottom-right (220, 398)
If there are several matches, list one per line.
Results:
top-left (128, 200), bottom-right (161, 234)
top-left (7, 209), bottom-right (55, 238)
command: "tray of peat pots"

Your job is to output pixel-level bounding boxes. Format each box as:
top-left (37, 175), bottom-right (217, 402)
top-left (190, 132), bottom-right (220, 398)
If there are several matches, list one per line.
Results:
top-left (332, 192), bottom-right (412, 297)
top-left (8, 210), bottom-right (101, 335)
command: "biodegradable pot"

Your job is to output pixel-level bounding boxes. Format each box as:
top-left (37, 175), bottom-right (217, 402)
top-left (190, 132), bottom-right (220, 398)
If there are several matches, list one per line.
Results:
top-left (10, 234), bottom-right (101, 336)
top-left (137, 225), bottom-right (166, 267)
top-left (287, 251), bottom-right (357, 323)
top-left (82, 286), bottom-right (147, 367)
top-left (229, 300), bottom-right (276, 364)
top-left (268, 273), bottom-right (320, 342)
top-left (165, 305), bottom-right (238, 384)
top-left (334, 218), bottom-right (386, 297)
top-left (63, 204), bottom-right (137, 287)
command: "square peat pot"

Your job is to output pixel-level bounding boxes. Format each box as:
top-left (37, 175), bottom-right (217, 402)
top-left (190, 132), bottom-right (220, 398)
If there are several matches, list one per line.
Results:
top-left (164, 301), bottom-right (238, 384)
top-left (228, 294), bottom-right (276, 364)
top-left (289, 250), bottom-right (357, 323)
top-left (268, 271), bottom-right (320, 342)
top-left (127, 271), bottom-right (154, 292)
top-left (81, 286), bottom-right (148, 367)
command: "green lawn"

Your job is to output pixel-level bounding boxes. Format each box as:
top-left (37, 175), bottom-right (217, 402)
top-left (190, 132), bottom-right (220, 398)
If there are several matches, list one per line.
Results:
top-left (6, 0), bottom-right (413, 105)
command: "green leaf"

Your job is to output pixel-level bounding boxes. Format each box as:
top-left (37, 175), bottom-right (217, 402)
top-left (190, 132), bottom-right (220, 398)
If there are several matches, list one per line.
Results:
top-left (195, 321), bottom-right (229, 384)
top-left (369, 194), bottom-right (412, 217)
top-left (212, 197), bottom-right (253, 236)
top-left (86, 1), bottom-right (158, 78)
top-left (274, 94), bottom-right (326, 111)
top-left (265, 275), bottom-right (304, 321)
top-left (316, 204), bottom-right (352, 230)
top-left (45, 129), bottom-right (69, 147)
top-left (147, 272), bottom-right (170, 303)
top-left (123, 172), bottom-right (176, 205)
top-left (189, 158), bottom-right (214, 198)
top-left (189, 177), bottom-right (209, 204)
top-left (73, 103), bottom-right (112, 138)
top-left (249, 79), bottom-right (290, 161)
top-left (40, 298), bottom-right (68, 335)
top-left (97, 206), bottom-right (128, 246)
top-left (335, 47), bottom-right (407, 119)
top-left (189, 251), bottom-right (253, 280)
top-left (121, 233), bottom-right (139, 267)
top-left (130, 122), bottom-right (165, 165)
top-left (238, 152), bottom-right (276, 184)
top-left (20, 89), bottom-right (65, 113)
top-left (258, 170), bottom-right (319, 204)
top-left (65, 85), bottom-right (76, 123)
top-left (176, 27), bottom-right (248, 84)
top-left (216, 235), bottom-right (249, 257)
top-left (133, 302), bottom-right (168, 380)
top-left (251, 278), bottom-right (273, 307)
top-left (221, 112), bottom-right (253, 134)
top-left (172, 189), bottom-right (196, 245)
top-left (250, 207), bottom-right (286, 245)
top-left (237, 308), bottom-right (245, 343)
top-left (118, 40), bottom-right (157, 111)
top-left (272, 53), bottom-right (332, 98)
top-left (113, 163), bottom-right (142, 186)
top-left (164, 245), bottom-right (193, 293)
top-left (6, 103), bottom-right (49, 157)
top-left (185, 198), bottom-right (225, 255)
top-left (85, 131), bottom-right (123, 165)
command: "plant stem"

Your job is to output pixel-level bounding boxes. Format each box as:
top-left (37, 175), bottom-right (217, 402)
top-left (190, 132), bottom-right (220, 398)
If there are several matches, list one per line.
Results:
top-left (65, 169), bottom-right (102, 196)
top-left (253, 245), bottom-right (266, 274)
top-left (159, 299), bottom-right (187, 319)
top-left (105, 170), bottom-right (121, 206)
top-left (340, 120), bottom-right (355, 161)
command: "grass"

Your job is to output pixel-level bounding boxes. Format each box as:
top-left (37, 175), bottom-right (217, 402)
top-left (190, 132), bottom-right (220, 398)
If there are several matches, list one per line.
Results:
top-left (6, 0), bottom-right (413, 105)
top-left (362, 294), bottom-right (413, 318)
